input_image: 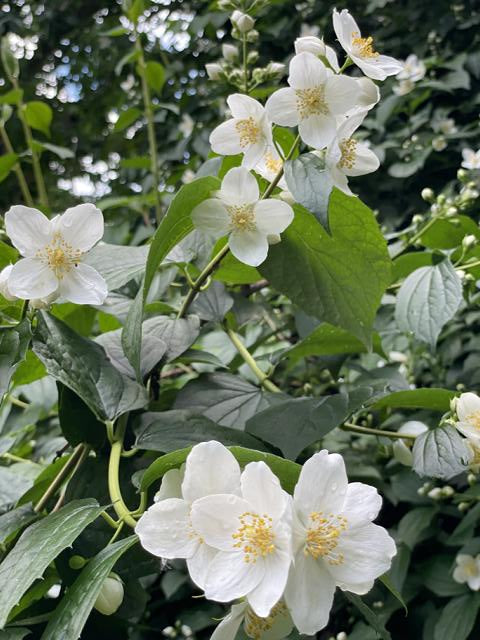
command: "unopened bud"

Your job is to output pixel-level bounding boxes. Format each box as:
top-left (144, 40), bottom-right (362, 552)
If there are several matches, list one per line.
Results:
top-left (246, 29), bottom-right (259, 43)
top-left (442, 486), bottom-right (454, 497)
top-left (427, 487), bottom-right (443, 500)
top-left (463, 234), bottom-right (477, 250)
top-left (162, 628), bottom-right (177, 639)
top-left (457, 168), bottom-right (469, 182)
top-left (205, 63), bottom-right (223, 80)
top-left (267, 62), bottom-right (285, 76)
top-left (450, 396), bottom-right (458, 413)
top-left (421, 188), bottom-right (435, 202)
top-left (231, 10), bottom-right (255, 33)
top-left (412, 214), bottom-right (424, 225)
top-left (69, 555), bottom-right (87, 570)
top-left (468, 473), bottom-right (477, 486)
top-left (446, 206), bottom-right (458, 217)
top-left (267, 233), bottom-right (281, 245)
top-left (94, 573), bottom-right (124, 616)
top-left (294, 36), bottom-right (326, 57)
top-left (222, 43), bottom-right (239, 62)
top-left (458, 502), bottom-right (470, 512)
top-left (1, 36), bottom-right (19, 80)
top-left (247, 51), bottom-right (259, 64)
top-left (337, 633), bottom-right (348, 640)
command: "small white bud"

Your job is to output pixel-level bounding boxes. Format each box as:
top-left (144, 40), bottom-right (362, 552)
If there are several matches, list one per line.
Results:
top-left (463, 234), bottom-right (477, 250)
top-left (267, 62), bottom-right (285, 76)
top-left (337, 633), bottom-right (348, 640)
top-left (442, 486), bottom-right (454, 497)
top-left (205, 63), bottom-right (222, 80)
top-left (432, 136), bottom-right (447, 152)
top-left (468, 473), bottom-right (477, 486)
top-left (231, 10), bottom-right (255, 33)
top-left (421, 188), bottom-right (435, 202)
top-left (458, 502), bottom-right (470, 512)
top-left (427, 487), bottom-right (443, 500)
top-left (162, 627), bottom-right (177, 638)
top-left (222, 43), bottom-right (239, 62)
top-left (0, 265), bottom-right (17, 302)
top-left (181, 625), bottom-right (193, 637)
top-left (294, 36), bottom-right (326, 57)
top-left (94, 573), bottom-right (124, 616)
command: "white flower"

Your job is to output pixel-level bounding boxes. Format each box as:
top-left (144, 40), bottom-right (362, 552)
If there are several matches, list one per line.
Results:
top-left (462, 148), bottom-right (480, 170)
top-left (179, 114), bottom-right (194, 137)
top-left (294, 36), bottom-right (340, 73)
top-left (191, 167), bottom-right (294, 267)
top-left (206, 63), bottom-right (223, 80)
top-left (397, 54), bottom-right (426, 82)
top-left (222, 44), bottom-right (239, 62)
top-left (453, 554), bottom-right (480, 591)
top-left (284, 450), bottom-right (396, 635)
top-left (212, 601), bottom-right (293, 640)
top-left (136, 441), bottom-right (241, 590)
top-left (332, 9), bottom-right (402, 80)
top-left (432, 136), bottom-right (447, 152)
top-left (393, 79), bottom-right (415, 96)
top-left (4, 204), bottom-right (107, 305)
top-left (455, 392), bottom-right (480, 444)
top-left (254, 145), bottom-right (287, 189)
top-left (433, 118), bottom-right (456, 135)
top-left (325, 112), bottom-right (380, 196)
top-left (392, 421), bottom-right (429, 467)
top-left (191, 461), bottom-right (292, 617)
top-left (265, 52), bottom-right (359, 149)
top-left (231, 11), bottom-right (255, 33)
top-left (210, 94), bottom-right (273, 169)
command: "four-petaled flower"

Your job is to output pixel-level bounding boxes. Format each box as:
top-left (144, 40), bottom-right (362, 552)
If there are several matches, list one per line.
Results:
top-left (333, 9), bottom-right (402, 80)
top-left (462, 148), bottom-right (480, 170)
top-left (210, 94), bottom-right (273, 169)
top-left (191, 167), bottom-right (294, 267)
top-left (191, 461), bottom-right (292, 617)
top-left (4, 204), bottom-right (107, 305)
top-left (284, 450), bottom-right (396, 635)
top-left (453, 554), bottom-right (480, 591)
top-left (396, 54), bottom-right (426, 82)
top-left (265, 52), bottom-right (359, 149)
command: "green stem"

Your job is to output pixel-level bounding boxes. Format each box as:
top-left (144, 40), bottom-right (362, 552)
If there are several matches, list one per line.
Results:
top-left (226, 327), bottom-right (281, 393)
top-left (134, 30), bottom-right (162, 222)
top-left (403, 216), bottom-right (438, 251)
top-left (338, 57), bottom-right (353, 74)
top-left (262, 134), bottom-right (300, 199)
top-left (461, 260), bottom-right (480, 271)
top-left (7, 394), bottom-right (29, 410)
top-left (0, 124), bottom-right (34, 206)
top-left (242, 34), bottom-right (248, 93)
top-left (341, 422), bottom-right (417, 440)
top-left (34, 444), bottom-right (86, 513)
top-left (108, 415), bottom-right (137, 529)
top-left (12, 79), bottom-right (49, 210)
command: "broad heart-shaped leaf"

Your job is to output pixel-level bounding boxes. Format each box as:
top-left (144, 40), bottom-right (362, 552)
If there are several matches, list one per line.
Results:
top-left (174, 372), bottom-right (285, 429)
top-left (0, 499), bottom-right (103, 628)
top-left (260, 193), bottom-right (391, 346)
top-left (58, 384), bottom-right (105, 448)
top-left (433, 593), bottom-right (480, 640)
top-left (84, 243), bottom-right (149, 291)
top-left (412, 426), bottom-right (471, 480)
top-left (140, 445), bottom-right (301, 493)
top-left (134, 410), bottom-right (269, 452)
top-left (395, 258), bottom-right (463, 348)
top-left (122, 176), bottom-right (220, 377)
top-left (0, 320), bottom-right (31, 400)
top-left (284, 152), bottom-right (334, 230)
top-left (344, 593), bottom-right (391, 640)
top-left (191, 281), bottom-right (234, 322)
top-left (24, 101), bottom-right (52, 137)
top-left (40, 536), bottom-right (137, 640)
top-left (372, 388), bottom-right (456, 412)
top-left (32, 311), bottom-right (147, 422)
top-left (246, 394), bottom-right (349, 460)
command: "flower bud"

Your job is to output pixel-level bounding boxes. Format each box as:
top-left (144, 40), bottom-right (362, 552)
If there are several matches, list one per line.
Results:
top-left (458, 502), bottom-right (470, 512)
top-left (222, 44), bottom-right (239, 62)
top-left (294, 36), bottom-right (326, 57)
top-left (267, 62), bottom-right (285, 76)
top-left (421, 188), bottom-right (435, 202)
top-left (446, 206), bottom-right (458, 217)
top-left (462, 234), bottom-right (477, 250)
top-left (1, 36), bottom-right (19, 80)
top-left (0, 265), bottom-right (17, 302)
top-left (230, 10), bottom-right (255, 33)
top-left (412, 214), bottom-right (424, 225)
top-left (457, 168), bottom-right (469, 182)
top-left (247, 51), bottom-right (259, 64)
top-left (437, 194), bottom-right (446, 205)
top-left (69, 555), bottom-right (87, 570)
top-left (432, 136), bottom-right (447, 152)
top-left (205, 63), bottom-right (223, 80)
top-left (0, 104), bottom-right (12, 125)
top-left (267, 233), bottom-right (281, 245)
top-left (427, 487), bottom-right (443, 500)
top-left (94, 573), bottom-right (124, 616)
top-left (468, 473), bottom-right (477, 486)
top-left (442, 486), bottom-right (454, 497)
top-left (246, 29), bottom-right (259, 43)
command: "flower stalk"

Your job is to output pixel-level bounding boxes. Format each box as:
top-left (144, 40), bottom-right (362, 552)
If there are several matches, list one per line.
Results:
top-left (0, 123), bottom-right (33, 206)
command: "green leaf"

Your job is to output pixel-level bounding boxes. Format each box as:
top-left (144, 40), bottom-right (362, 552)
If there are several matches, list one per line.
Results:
top-left (433, 593), bottom-right (480, 640)
top-left (423, 556), bottom-right (469, 597)
top-left (419, 216), bottom-right (479, 250)
top-left (0, 240), bottom-right (17, 269)
top-left (191, 281), bottom-right (233, 322)
top-left (0, 320), bottom-right (31, 400)
top-left (379, 574), bottom-right (408, 614)
top-left (344, 593), bottom-right (392, 640)
top-left (135, 410), bottom-right (269, 452)
top-left (412, 425), bottom-right (471, 480)
top-left (84, 243), bottom-right (149, 291)
top-left (391, 251), bottom-right (434, 281)
top-left (35, 141), bottom-right (74, 159)
top-left (372, 388), bottom-right (456, 412)
top-left (113, 107), bottom-right (142, 133)
top-left (58, 384), bottom-right (106, 448)
top-left (0, 88), bottom-right (23, 104)
top-left (284, 152), bottom-right (334, 230)
top-left (145, 61), bottom-right (165, 93)
top-left (0, 505), bottom-right (36, 545)
top-left (260, 193), bottom-right (391, 346)
top-left (212, 238), bottom-right (261, 284)
top-left (127, 0), bottom-right (145, 23)
top-left (395, 259), bottom-right (463, 348)
top-left (174, 372), bottom-right (283, 429)
top-left (24, 101), bottom-right (52, 137)
top-left (0, 629), bottom-right (30, 639)
top-left (32, 311), bottom-right (147, 421)
top-left (140, 445), bottom-right (301, 493)
top-left (0, 153), bottom-right (18, 183)
top-left (246, 394), bottom-right (349, 460)
top-left (0, 499), bottom-right (103, 628)
top-left (397, 507), bottom-right (437, 549)
top-left (40, 536), bottom-right (137, 640)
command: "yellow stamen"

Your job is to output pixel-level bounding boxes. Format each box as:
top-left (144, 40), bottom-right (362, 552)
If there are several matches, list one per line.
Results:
top-left (37, 231), bottom-right (82, 279)
top-left (232, 511), bottom-right (276, 563)
top-left (351, 32), bottom-right (378, 59)
top-left (226, 204), bottom-right (256, 232)
top-left (295, 87), bottom-right (328, 119)
top-left (235, 117), bottom-right (261, 148)
top-left (338, 138), bottom-right (357, 170)
top-left (264, 152), bottom-right (283, 174)
top-left (244, 602), bottom-right (288, 639)
top-left (467, 411), bottom-right (480, 429)
top-left (305, 512), bottom-right (347, 565)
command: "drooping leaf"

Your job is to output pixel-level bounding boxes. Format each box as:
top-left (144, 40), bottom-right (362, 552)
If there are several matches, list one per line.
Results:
top-left (0, 320), bottom-right (31, 400)
top-left (412, 426), bottom-right (471, 480)
top-left (24, 101), bottom-right (52, 136)
top-left (344, 593), bottom-right (392, 640)
top-left (113, 107), bottom-right (142, 133)
top-left (0, 499), bottom-right (103, 628)
top-left (433, 593), bottom-right (480, 640)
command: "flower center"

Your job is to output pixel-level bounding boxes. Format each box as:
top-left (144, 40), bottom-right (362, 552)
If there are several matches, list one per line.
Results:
top-left (351, 32), bottom-right (378, 59)
top-left (305, 512), bottom-right (347, 565)
top-left (37, 232), bottom-right (82, 279)
top-left (244, 602), bottom-right (288, 639)
top-left (226, 204), bottom-right (256, 232)
top-left (264, 152), bottom-right (283, 174)
top-left (235, 117), bottom-right (261, 148)
top-left (467, 411), bottom-right (480, 429)
top-left (232, 512), bottom-right (276, 563)
top-left (338, 138), bottom-right (357, 170)
top-left (295, 87), bottom-right (328, 119)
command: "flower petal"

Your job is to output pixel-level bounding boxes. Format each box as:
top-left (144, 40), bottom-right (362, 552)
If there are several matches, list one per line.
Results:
top-left (8, 257), bottom-right (58, 299)
top-left (329, 166), bottom-right (352, 196)
top-left (56, 204), bottom-right (104, 252)
top-left (227, 93), bottom-right (264, 120)
top-left (285, 551), bottom-right (335, 635)
top-left (211, 603), bottom-right (247, 640)
top-left (325, 75), bottom-right (359, 115)
top-left (265, 88), bottom-right (299, 127)
top-left (203, 549), bottom-right (264, 602)
top-left (293, 450), bottom-right (348, 518)
top-left (332, 9), bottom-right (358, 56)
top-left (457, 392), bottom-right (480, 422)
top-left (191, 198), bottom-right (230, 235)
top-left (182, 441), bottom-right (241, 503)
top-left (298, 114), bottom-right (337, 149)
top-left (58, 263), bottom-right (108, 305)
top-left (456, 421), bottom-right (480, 444)
top-left (288, 52), bottom-right (326, 90)
top-left (340, 482), bottom-right (382, 529)
top-left (5, 205), bottom-right (52, 256)
top-left (241, 461), bottom-right (289, 521)
top-left (210, 119), bottom-right (243, 156)
top-left (247, 549), bottom-right (292, 617)
top-left (327, 522), bottom-right (396, 588)
top-left (220, 167), bottom-right (259, 205)
top-left (191, 494), bottom-right (252, 551)
top-left (346, 143), bottom-right (379, 177)
top-left (243, 140), bottom-right (268, 170)
top-left (135, 498), bottom-right (199, 559)
top-left (228, 229), bottom-right (268, 267)
top-left (186, 542), bottom-right (219, 590)
top-left (254, 200), bottom-right (294, 236)
top-left (155, 468), bottom-right (184, 501)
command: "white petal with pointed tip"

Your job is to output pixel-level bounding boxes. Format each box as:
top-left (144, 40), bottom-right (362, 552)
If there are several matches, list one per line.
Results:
top-left (5, 205), bottom-right (52, 256)
top-left (211, 603), bottom-right (247, 640)
top-left (293, 450), bottom-right (348, 517)
top-left (240, 461), bottom-right (288, 521)
top-left (8, 257), bottom-right (58, 299)
top-left (247, 549), bottom-right (291, 617)
top-left (58, 263), bottom-right (108, 305)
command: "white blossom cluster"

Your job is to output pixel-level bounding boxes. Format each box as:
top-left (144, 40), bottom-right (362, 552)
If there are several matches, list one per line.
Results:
top-left (136, 441), bottom-right (396, 638)
top-left (195, 9), bottom-right (402, 267)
